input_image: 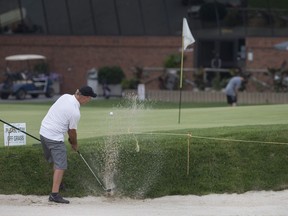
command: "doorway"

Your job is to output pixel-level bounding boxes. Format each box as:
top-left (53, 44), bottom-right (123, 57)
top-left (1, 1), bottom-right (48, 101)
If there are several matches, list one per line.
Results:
top-left (196, 38), bottom-right (245, 87)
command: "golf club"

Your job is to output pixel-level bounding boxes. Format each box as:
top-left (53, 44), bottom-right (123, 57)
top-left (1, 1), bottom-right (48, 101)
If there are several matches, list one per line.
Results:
top-left (0, 119), bottom-right (41, 142)
top-left (77, 150), bottom-right (112, 192)
top-left (0, 118), bottom-right (112, 192)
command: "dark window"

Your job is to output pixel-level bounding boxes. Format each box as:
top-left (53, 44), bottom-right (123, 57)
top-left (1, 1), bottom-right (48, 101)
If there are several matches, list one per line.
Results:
top-left (0, 0), bottom-right (21, 34)
top-left (245, 9), bottom-right (273, 36)
top-left (197, 41), bottom-right (215, 68)
top-left (92, 0), bottom-right (119, 35)
top-left (197, 40), bottom-right (240, 69)
top-left (165, 0), bottom-right (187, 35)
top-left (1, 0), bottom-right (288, 37)
top-left (115, 0), bottom-right (144, 35)
top-left (67, 0), bottom-right (95, 35)
top-left (271, 9), bottom-right (288, 36)
top-left (43, 0), bottom-right (71, 35)
top-left (140, 0), bottom-right (169, 35)
top-left (219, 41), bottom-right (235, 68)
top-left (20, 0), bottom-right (47, 34)
top-left (220, 8), bottom-right (245, 37)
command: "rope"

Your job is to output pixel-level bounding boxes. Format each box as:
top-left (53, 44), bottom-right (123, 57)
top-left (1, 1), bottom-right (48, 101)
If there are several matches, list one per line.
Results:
top-left (129, 131), bottom-right (288, 176)
top-left (134, 132), bottom-right (288, 146)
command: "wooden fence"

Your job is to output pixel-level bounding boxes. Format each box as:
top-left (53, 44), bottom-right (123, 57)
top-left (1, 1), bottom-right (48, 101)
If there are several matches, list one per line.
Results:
top-left (124, 90), bottom-right (288, 104)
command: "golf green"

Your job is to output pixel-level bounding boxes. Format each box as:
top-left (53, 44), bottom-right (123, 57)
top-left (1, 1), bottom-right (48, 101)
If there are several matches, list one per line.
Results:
top-left (1, 102), bottom-right (288, 145)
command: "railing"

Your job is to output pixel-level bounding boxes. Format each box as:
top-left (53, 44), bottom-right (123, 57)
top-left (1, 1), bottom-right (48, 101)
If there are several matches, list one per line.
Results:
top-left (124, 90), bottom-right (288, 104)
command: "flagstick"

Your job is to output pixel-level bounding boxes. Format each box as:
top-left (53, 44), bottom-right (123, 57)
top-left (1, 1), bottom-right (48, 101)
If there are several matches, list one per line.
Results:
top-left (178, 88), bottom-right (182, 124)
top-left (178, 17), bottom-right (195, 124)
top-left (187, 133), bottom-right (191, 176)
top-left (178, 34), bottom-right (185, 124)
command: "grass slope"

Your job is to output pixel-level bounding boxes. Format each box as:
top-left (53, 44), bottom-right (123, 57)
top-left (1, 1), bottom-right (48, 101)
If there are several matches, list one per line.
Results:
top-left (0, 100), bottom-right (288, 198)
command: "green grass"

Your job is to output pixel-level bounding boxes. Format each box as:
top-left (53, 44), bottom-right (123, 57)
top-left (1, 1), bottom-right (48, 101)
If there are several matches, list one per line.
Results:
top-left (1, 99), bottom-right (288, 141)
top-left (0, 99), bottom-right (288, 198)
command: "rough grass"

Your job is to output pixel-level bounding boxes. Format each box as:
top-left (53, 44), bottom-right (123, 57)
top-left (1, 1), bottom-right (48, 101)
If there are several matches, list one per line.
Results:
top-left (1, 99), bottom-right (288, 198)
top-left (1, 124), bottom-right (288, 198)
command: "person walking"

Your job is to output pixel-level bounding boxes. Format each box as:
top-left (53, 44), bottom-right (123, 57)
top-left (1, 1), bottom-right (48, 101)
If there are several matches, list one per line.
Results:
top-left (39, 86), bottom-right (96, 204)
top-left (225, 76), bottom-right (244, 106)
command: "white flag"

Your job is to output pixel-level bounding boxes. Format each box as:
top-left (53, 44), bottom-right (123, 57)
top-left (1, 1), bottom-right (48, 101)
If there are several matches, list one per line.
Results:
top-left (182, 18), bottom-right (195, 50)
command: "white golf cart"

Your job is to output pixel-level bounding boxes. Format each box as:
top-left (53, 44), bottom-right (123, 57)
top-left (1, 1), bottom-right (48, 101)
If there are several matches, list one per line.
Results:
top-left (0, 54), bottom-right (55, 100)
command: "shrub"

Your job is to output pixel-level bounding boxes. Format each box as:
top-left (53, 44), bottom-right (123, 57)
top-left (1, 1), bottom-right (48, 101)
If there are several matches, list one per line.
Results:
top-left (164, 54), bottom-right (182, 68)
top-left (121, 78), bottom-right (139, 89)
top-left (98, 66), bottom-right (125, 85)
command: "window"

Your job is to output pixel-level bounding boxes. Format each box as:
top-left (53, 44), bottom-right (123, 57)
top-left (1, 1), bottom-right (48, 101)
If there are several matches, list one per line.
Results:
top-left (116, 0), bottom-right (144, 35)
top-left (92, 0), bottom-right (119, 35)
top-left (68, 0), bottom-right (95, 35)
top-left (20, 0), bottom-right (47, 34)
top-left (140, 0), bottom-right (169, 35)
top-left (43, 0), bottom-right (70, 35)
top-left (0, 0), bottom-right (21, 34)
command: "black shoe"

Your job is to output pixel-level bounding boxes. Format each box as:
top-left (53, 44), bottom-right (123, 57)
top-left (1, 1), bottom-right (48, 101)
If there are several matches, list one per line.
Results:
top-left (49, 194), bottom-right (70, 204)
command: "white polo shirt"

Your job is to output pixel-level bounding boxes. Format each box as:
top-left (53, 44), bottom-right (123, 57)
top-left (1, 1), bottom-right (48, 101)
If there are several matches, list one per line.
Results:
top-left (40, 94), bottom-right (80, 141)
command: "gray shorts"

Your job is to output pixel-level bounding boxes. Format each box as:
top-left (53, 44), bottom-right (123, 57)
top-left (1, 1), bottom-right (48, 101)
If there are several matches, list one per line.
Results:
top-left (40, 135), bottom-right (67, 170)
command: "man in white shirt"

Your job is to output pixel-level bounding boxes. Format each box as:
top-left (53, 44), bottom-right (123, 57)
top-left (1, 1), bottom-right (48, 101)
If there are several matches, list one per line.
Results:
top-left (40, 86), bottom-right (96, 204)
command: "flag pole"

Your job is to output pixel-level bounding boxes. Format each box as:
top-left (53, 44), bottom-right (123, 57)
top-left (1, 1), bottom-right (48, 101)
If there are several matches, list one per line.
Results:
top-left (178, 17), bottom-right (195, 124)
top-left (178, 29), bottom-right (185, 124)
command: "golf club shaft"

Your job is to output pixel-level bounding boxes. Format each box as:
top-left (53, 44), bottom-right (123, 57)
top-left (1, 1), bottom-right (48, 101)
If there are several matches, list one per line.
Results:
top-left (0, 119), bottom-right (41, 142)
top-left (77, 151), bottom-right (110, 191)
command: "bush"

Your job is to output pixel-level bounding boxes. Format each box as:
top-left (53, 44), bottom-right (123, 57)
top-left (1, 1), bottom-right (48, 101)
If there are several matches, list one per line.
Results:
top-left (164, 54), bottom-right (182, 68)
top-left (98, 66), bottom-right (125, 85)
top-left (121, 78), bottom-right (139, 89)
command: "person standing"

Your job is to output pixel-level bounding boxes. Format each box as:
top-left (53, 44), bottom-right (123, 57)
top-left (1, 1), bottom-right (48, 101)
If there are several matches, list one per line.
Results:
top-left (225, 76), bottom-right (244, 106)
top-left (39, 86), bottom-right (96, 204)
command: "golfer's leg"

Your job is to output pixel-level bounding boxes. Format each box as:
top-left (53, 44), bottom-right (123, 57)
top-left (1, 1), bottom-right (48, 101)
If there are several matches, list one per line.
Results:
top-left (232, 96), bottom-right (237, 106)
top-left (52, 169), bottom-right (64, 193)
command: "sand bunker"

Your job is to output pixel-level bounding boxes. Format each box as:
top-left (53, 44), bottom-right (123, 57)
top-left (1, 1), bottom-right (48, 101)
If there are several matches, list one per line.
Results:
top-left (0, 190), bottom-right (287, 216)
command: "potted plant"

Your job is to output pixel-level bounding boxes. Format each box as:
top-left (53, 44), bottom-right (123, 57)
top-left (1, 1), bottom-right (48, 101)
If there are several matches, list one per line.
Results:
top-left (98, 66), bottom-right (125, 97)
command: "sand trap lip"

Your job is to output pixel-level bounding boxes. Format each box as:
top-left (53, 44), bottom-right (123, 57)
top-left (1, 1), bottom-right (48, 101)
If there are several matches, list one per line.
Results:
top-left (0, 190), bottom-right (287, 216)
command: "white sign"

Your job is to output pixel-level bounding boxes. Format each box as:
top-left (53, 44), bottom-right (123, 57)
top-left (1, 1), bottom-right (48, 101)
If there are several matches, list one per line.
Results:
top-left (3, 123), bottom-right (26, 146)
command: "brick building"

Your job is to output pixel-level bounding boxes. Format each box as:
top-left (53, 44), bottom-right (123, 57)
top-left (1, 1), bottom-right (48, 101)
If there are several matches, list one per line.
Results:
top-left (1, 0), bottom-right (288, 94)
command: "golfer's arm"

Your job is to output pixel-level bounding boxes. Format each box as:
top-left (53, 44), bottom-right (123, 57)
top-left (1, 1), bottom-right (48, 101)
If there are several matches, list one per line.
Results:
top-left (68, 129), bottom-right (78, 145)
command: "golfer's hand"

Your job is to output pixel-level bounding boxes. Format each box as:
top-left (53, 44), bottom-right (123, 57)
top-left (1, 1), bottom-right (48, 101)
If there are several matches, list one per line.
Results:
top-left (71, 143), bottom-right (78, 151)
top-left (68, 138), bottom-right (78, 151)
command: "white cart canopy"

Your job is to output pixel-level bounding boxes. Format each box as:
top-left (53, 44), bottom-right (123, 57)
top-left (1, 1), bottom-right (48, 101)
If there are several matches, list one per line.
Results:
top-left (5, 54), bottom-right (46, 61)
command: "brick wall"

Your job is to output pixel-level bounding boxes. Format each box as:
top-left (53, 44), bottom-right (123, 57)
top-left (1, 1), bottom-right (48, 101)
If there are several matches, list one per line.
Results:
top-left (244, 37), bottom-right (288, 92)
top-left (246, 37), bottom-right (288, 69)
top-left (1, 35), bottom-right (287, 94)
top-left (0, 35), bottom-right (194, 93)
